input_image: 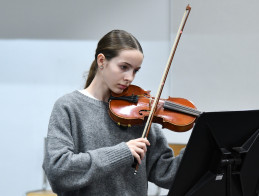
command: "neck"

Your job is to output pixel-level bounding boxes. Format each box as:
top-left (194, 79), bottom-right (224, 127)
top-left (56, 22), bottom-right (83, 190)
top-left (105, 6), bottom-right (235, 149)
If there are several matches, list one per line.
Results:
top-left (85, 77), bottom-right (110, 102)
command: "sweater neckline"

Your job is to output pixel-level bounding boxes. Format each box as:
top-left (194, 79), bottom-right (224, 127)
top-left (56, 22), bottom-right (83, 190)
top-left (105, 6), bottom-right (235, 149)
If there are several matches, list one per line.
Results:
top-left (74, 90), bottom-right (109, 108)
top-left (78, 89), bottom-right (98, 100)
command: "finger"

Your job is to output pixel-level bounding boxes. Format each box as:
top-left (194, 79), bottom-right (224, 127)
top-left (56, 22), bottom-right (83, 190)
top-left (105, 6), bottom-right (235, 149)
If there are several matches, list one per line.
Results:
top-left (133, 146), bottom-right (145, 160)
top-left (127, 142), bottom-right (143, 163)
top-left (144, 138), bottom-right (150, 146)
top-left (126, 139), bottom-right (150, 162)
top-left (136, 137), bottom-right (150, 146)
top-left (136, 142), bottom-right (147, 153)
top-left (132, 151), bottom-right (141, 164)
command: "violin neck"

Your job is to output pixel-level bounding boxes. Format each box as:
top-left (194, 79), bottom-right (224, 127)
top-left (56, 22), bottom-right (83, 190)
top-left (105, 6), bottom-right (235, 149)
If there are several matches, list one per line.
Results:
top-left (164, 101), bottom-right (202, 117)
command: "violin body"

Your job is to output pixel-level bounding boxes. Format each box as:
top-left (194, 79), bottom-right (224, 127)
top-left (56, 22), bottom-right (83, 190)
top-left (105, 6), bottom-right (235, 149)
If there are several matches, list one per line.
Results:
top-left (109, 85), bottom-right (201, 132)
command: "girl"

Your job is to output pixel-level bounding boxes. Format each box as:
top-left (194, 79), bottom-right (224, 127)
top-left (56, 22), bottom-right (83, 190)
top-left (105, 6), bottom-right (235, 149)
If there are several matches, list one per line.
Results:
top-left (43, 30), bottom-right (184, 196)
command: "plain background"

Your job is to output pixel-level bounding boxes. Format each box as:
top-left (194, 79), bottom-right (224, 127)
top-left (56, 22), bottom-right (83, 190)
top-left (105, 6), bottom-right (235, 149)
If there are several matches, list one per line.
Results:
top-left (1, 0), bottom-right (259, 195)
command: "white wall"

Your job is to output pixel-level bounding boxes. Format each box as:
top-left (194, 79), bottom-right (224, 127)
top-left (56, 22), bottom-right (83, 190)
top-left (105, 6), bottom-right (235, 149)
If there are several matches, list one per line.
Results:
top-left (0, 0), bottom-right (259, 196)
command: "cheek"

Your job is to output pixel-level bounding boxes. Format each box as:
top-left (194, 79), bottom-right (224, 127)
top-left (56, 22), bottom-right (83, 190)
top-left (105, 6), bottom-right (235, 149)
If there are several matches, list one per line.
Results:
top-left (103, 66), bottom-right (121, 83)
top-left (107, 65), bottom-right (122, 78)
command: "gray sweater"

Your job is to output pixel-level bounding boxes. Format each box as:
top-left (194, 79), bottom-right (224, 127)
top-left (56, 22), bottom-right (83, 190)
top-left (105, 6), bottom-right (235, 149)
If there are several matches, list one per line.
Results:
top-left (43, 90), bottom-right (184, 196)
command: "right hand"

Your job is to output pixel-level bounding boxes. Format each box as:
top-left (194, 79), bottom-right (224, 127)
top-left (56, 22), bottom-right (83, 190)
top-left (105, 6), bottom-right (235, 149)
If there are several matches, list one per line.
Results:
top-left (126, 138), bottom-right (150, 165)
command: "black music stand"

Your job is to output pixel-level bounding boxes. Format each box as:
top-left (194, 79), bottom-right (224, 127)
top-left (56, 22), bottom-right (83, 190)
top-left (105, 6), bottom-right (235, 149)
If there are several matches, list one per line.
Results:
top-left (168, 110), bottom-right (259, 196)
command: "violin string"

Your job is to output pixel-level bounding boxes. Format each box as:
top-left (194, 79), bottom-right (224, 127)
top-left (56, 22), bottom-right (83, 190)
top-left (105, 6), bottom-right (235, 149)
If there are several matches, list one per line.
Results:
top-left (164, 101), bottom-right (201, 116)
top-left (169, 102), bottom-right (200, 115)
top-left (153, 98), bottom-right (200, 116)
top-left (170, 102), bottom-right (200, 116)
top-left (169, 103), bottom-right (199, 116)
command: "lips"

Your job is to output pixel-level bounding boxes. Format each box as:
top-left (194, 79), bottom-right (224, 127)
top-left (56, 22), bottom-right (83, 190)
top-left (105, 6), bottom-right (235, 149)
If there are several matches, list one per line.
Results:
top-left (118, 84), bottom-right (128, 90)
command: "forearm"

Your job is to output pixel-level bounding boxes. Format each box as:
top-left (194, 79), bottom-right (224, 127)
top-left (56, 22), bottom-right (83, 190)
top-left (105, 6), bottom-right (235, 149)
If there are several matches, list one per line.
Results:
top-left (43, 137), bottom-right (133, 192)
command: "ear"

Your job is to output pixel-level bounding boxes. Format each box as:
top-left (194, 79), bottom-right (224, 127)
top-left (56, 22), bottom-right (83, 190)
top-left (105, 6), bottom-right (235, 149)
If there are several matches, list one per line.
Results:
top-left (96, 53), bottom-right (106, 67)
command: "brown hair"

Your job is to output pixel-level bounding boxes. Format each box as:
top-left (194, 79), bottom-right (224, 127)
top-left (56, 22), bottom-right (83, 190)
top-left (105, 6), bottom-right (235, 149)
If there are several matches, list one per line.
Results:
top-left (84, 30), bottom-right (143, 88)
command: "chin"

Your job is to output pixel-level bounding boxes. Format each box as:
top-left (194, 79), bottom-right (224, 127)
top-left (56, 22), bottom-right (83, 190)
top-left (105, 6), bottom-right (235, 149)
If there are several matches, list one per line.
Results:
top-left (111, 88), bottom-right (123, 95)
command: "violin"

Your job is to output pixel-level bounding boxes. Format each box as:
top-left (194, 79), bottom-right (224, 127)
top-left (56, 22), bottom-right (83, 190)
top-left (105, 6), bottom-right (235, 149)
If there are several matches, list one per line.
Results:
top-left (109, 85), bottom-right (201, 132)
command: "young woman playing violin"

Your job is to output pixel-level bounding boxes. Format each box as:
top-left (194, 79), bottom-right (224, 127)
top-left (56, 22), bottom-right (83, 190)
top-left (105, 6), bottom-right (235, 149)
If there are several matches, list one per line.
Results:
top-left (43, 30), bottom-right (184, 196)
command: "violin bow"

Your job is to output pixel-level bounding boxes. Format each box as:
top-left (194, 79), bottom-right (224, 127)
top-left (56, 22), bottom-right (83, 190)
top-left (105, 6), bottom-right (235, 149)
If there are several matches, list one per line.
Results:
top-left (134, 4), bottom-right (192, 175)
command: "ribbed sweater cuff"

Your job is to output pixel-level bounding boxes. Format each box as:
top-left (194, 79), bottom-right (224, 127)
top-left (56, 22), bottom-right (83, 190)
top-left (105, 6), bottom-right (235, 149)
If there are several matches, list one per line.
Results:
top-left (105, 142), bottom-right (133, 168)
top-left (90, 142), bottom-right (133, 172)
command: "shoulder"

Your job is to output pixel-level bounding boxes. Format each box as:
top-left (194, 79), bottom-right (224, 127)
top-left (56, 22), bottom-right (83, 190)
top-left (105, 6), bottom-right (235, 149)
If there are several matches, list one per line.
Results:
top-left (53, 91), bottom-right (81, 108)
top-left (52, 90), bottom-right (108, 112)
top-left (49, 91), bottom-right (94, 121)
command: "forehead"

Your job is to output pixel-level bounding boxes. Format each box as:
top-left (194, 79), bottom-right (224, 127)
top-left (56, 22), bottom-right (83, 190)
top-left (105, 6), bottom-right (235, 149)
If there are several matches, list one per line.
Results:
top-left (114, 49), bottom-right (143, 67)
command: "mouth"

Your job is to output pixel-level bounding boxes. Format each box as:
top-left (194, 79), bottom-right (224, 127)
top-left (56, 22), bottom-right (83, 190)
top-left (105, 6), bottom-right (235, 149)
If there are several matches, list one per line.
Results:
top-left (118, 84), bottom-right (128, 90)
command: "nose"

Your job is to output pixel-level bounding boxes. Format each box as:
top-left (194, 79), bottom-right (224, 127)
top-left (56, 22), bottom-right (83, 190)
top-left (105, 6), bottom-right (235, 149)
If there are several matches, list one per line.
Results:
top-left (124, 71), bottom-right (135, 83)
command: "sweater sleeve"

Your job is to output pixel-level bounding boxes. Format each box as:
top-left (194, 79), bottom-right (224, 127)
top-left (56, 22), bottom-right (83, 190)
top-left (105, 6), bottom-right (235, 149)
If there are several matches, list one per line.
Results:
top-left (42, 99), bottom-right (133, 192)
top-left (146, 124), bottom-right (185, 189)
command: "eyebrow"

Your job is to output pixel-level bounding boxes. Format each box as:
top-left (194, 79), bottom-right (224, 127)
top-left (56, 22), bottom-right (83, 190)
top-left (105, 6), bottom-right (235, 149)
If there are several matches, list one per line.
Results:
top-left (123, 62), bottom-right (141, 70)
top-left (123, 62), bottom-right (132, 66)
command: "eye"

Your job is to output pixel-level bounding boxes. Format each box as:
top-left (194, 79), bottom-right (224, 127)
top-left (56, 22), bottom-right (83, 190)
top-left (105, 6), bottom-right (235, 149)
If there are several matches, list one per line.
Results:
top-left (134, 68), bottom-right (141, 74)
top-left (120, 65), bottom-right (129, 71)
